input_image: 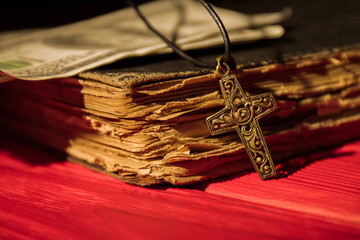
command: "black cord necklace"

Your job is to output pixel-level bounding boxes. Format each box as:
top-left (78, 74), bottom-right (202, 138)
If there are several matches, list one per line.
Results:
top-left (127, 0), bottom-right (236, 71)
top-left (128, 0), bottom-right (279, 180)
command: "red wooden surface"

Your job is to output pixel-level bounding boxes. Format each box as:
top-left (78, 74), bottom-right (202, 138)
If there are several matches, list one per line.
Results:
top-left (1, 136), bottom-right (360, 240)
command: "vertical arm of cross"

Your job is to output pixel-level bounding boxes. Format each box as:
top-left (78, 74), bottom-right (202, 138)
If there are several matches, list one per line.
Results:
top-left (236, 119), bottom-right (276, 179)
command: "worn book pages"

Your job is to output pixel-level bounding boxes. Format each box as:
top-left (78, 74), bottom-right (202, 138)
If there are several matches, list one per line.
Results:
top-left (1, 48), bottom-right (360, 185)
top-left (0, 0), bottom-right (291, 81)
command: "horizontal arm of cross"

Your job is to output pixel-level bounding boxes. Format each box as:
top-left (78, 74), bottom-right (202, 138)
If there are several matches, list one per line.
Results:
top-left (206, 105), bottom-right (237, 135)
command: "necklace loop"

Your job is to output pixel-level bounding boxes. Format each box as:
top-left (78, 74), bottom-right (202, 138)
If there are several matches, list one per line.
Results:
top-left (128, 0), bottom-right (237, 70)
top-left (216, 56), bottom-right (230, 77)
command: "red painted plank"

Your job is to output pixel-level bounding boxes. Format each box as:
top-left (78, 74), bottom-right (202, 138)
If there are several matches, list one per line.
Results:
top-left (201, 141), bottom-right (360, 228)
top-left (1, 136), bottom-right (360, 240)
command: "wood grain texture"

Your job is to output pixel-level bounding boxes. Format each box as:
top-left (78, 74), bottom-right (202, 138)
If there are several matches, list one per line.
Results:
top-left (0, 136), bottom-right (359, 240)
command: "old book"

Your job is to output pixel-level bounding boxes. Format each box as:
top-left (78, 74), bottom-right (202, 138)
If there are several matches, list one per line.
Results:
top-left (1, 0), bottom-right (360, 186)
top-left (1, 46), bottom-right (360, 185)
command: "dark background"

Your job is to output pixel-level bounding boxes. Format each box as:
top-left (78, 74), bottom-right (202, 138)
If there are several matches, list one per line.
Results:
top-left (1, 0), bottom-right (290, 31)
top-left (3, 0), bottom-right (356, 32)
top-left (1, 0), bottom-right (359, 71)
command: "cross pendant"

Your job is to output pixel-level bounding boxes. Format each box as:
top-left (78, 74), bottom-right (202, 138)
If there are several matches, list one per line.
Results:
top-left (206, 74), bottom-right (277, 179)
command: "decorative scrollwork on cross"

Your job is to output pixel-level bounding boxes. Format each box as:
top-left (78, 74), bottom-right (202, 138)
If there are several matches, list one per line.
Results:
top-left (206, 75), bottom-right (277, 179)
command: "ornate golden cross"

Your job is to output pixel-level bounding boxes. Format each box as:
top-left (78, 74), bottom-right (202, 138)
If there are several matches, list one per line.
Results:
top-left (206, 74), bottom-right (277, 179)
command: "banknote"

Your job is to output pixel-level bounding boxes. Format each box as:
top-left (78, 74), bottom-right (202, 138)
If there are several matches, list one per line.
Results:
top-left (0, 0), bottom-right (292, 81)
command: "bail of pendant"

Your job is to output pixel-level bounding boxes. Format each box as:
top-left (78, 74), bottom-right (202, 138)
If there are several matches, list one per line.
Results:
top-left (216, 56), bottom-right (230, 77)
top-left (216, 55), bottom-right (237, 77)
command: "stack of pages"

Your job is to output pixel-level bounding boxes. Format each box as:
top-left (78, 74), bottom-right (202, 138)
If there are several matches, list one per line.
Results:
top-left (1, 47), bottom-right (360, 185)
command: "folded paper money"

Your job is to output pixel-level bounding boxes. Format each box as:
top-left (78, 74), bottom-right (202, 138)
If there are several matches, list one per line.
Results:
top-left (0, 0), bottom-right (291, 81)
